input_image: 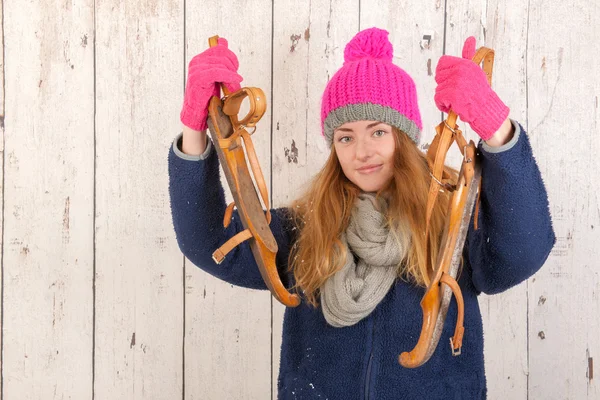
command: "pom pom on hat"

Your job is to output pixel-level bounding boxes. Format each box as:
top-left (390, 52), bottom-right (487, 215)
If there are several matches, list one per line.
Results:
top-left (344, 27), bottom-right (393, 63)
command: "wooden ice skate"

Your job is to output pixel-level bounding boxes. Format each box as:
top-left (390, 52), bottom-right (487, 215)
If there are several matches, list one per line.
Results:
top-left (399, 45), bottom-right (496, 368)
top-left (206, 36), bottom-right (301, 307)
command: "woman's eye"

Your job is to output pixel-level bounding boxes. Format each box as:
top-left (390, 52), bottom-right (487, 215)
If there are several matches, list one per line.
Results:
top-left (338, 136), bottom-right (351, 143)
top-left (373, 130), bottom-right (386, 137)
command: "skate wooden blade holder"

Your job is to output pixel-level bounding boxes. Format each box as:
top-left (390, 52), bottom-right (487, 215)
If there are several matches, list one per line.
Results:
top-left (206, 35), bottom-right (301, 308)
top-left (399, 45), bottom-right (493, 368)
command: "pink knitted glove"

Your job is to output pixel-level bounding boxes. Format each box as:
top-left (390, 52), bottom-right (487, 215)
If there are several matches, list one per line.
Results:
top-left (180, 38), bottom-right (243, 131)
top-left (434, 36), bottom-right (509, 141)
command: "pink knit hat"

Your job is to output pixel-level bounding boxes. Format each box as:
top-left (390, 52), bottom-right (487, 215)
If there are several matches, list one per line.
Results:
top-left (320, 27), bottom-right (423, 147)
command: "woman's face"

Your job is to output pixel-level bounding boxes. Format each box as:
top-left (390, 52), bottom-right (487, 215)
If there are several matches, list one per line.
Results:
top-left (333, 120), bottom-right (396, 193)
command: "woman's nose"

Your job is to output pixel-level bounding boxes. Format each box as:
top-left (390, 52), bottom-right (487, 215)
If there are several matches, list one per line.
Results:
top-left (355, 138), bottom-right (373, 160)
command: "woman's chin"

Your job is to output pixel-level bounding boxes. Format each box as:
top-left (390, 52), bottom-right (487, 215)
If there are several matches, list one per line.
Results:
top-left (348, 170), bottom-right (392, 193)
top-left (354, 180), bottom-right (384, 193)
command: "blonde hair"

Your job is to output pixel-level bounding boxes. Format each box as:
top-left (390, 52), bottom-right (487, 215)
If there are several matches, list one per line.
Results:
top-left (287, 127), bottom-right (458, 307)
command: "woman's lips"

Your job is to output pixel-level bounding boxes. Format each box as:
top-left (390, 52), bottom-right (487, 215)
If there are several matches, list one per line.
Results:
top-left (357, 165), bottom-right (383, 174)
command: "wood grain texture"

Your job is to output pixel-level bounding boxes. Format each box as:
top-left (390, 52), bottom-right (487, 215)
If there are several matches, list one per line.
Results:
top-left (271, 1), bottom-right (359, 397)
top-left (94, 1), bottom-right (184, 398)
top-left (2, 0), bottom-right (94, 398)
top-left (183, 1), bottom-right (273, 399)
top-left (0, 0), bottom-right (4, 394)
top-left (527, 0), bottom-right (600, 398)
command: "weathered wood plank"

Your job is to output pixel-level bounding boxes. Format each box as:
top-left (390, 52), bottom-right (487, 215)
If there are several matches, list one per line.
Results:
top-left (271, 1), bottom-right (359, 398)
top-left (183, 2), bottom-right (273, 399)
top-left (2, 0), bottom-right (94, 398)
top-left (445, 0), bottom-right (531, 398)
top-left (94, 1), bottom-right (184, 398)
top-left (0, 2), bottom-right (596, 399)
top-left (0, 0), bottom-right (5, 393)
top-left (527, 0), bottom-right (600, 398)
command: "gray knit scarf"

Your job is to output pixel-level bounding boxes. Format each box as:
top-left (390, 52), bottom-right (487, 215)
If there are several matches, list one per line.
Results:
top-left (320, 192), bottom-right (410, 327)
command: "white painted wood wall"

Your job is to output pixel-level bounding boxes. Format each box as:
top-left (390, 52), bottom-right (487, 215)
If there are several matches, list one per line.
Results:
top-left (1, 0), bottom-right (597, 398)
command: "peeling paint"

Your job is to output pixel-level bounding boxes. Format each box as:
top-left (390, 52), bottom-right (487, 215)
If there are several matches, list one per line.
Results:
top-left (52, 291), bottom-right (64, 328)
top-left (290, 34), bottom-right (302, 52)
top-left (427, 59), bottom-right (432, 76)
top-left (304, 27), bottom-right (310, 41)
top-left (284, 140), bottom-right (299, 164)
top-left (10, 238), bottom-right (24, 247)
top-left (588, 349), bottom-right (594, 382)
top-left (155, 236), bottom-right (167, 249)
top-left (541, 56), bottom-right (546, 74)
top-left (81, 34), bottom-right (88, 47)
top-left (130, 332), bottom-right (136, 348)
top-left (420, 31), bottom-right (434, 50)
top-left (538, 331), bottom-right (545, 340)
top-left (63, 197), bottom-right (70, 243)
top-left (8, 151), bottom-right (18, 167)
top-left (538, 295), bottom-right (547, 305)
top-left (558, 47), bottom-right (564, 67)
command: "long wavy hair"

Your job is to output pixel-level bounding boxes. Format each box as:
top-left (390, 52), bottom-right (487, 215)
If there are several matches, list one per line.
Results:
top-left (287, 127), bottom-right (459, 307)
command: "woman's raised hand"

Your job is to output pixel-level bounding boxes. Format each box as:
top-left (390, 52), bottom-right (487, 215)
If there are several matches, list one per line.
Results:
top-left (434, 36), bottom-right (509, 141)
top-left (180, 38), bottom-right (243, 131)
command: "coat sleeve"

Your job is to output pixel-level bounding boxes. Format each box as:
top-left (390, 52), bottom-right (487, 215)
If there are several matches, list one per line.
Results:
top-left (167, 133), bottom-right (295, 290)
top-left (464, 119), bottom-right (556, 294)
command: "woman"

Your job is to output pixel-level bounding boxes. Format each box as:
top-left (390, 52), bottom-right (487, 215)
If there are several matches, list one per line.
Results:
top-left (169, 27), bottom-right (555, 399)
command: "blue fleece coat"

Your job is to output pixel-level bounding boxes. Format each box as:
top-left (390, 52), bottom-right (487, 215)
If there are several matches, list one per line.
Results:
top-left (168, 120), bottom-right (555, 400)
